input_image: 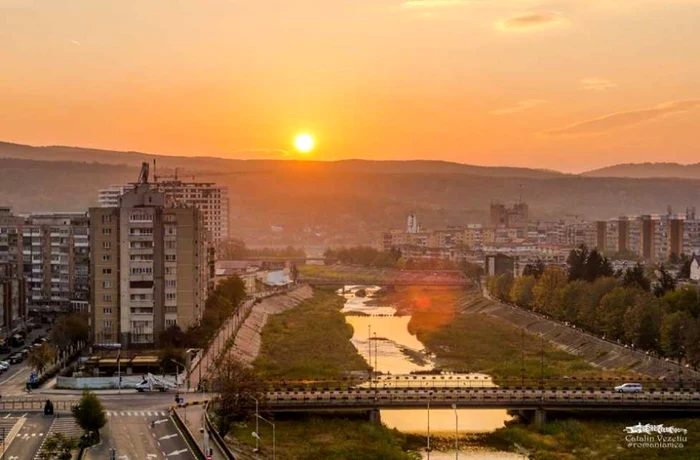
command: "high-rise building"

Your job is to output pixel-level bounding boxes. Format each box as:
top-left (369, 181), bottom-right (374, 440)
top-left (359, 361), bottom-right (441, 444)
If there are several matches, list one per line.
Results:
top-left (98, 180), bottom-right (229, 242)
top-left (0, 263), bottom-right (26, 338)
top-left (668, 217), bottom-right (684, 260)
top-left (0, 208), bottom-right (89, 311)
top-left (490, 202), bottom-right (529, 229)
top-left (90, 166), bottom-right (211, 347)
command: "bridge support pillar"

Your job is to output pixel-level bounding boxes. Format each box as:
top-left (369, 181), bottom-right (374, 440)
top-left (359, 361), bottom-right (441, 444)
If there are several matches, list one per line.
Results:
top-left (368, 409), bottom-right (381, 425)
top-left (533, 408), bottom-right (547, 427)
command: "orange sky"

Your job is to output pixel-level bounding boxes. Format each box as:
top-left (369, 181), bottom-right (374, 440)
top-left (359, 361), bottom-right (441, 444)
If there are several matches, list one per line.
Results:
top-left (1, 0), bottom-right (699, 172)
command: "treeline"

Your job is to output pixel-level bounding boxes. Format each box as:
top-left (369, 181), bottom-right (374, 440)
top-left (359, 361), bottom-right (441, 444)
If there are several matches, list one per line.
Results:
top-left (217, 239), bottom-right (305, 259)
top-left (158, 275), bottom-right (247, 371)
top-left (487, 245), bottom-right (700, 369)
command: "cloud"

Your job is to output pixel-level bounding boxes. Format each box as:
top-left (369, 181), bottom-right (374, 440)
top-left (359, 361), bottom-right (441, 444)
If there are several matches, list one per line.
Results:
top-left (71, 40), bottom-right (81, 46)
top-left (496, 12), bottom-right (567, 31)
top-left (401, 0), bottom-right (471, 8)
top-left (580, 77), bottom-right (616, 91)
top-left (490, 99), bottom-right (547, 115)
top-left (546, 100), bottom-right (700, 136)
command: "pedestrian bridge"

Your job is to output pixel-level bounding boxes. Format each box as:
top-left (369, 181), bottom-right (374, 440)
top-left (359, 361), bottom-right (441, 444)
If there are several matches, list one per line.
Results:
top-left (301, 271), bottom-right (470, 287)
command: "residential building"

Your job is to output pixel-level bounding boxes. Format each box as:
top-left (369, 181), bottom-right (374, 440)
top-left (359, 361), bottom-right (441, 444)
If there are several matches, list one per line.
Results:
top-left (98, 180), bottom-right (229, 242)
top-left (0, 208), bottom-right (89, 311)
top-left (490, 202), bottom-right (529, 229)
top-left (0, 263), bottom-right (26, 338)
top-left (90, 165), bottom-right (211, 347)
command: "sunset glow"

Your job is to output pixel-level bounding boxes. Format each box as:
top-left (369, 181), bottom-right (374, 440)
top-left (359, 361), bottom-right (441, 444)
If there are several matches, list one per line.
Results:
top-left (295, 134), bottom-right (315, 154)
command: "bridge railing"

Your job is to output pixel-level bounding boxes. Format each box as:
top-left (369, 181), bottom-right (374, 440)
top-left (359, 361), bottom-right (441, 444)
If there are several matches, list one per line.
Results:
top-left (0, 399), bottom-right (76, 412)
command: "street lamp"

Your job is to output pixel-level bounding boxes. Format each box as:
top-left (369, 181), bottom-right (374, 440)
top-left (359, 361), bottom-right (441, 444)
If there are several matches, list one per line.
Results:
top-left (427, 391), bottom-right (433, 459)
top-left (451, 403), bottom-right (459, 459)
top-left (247, 394), bottom-right (260, 457)
top-left (253, 414), bottom-right (276, 460)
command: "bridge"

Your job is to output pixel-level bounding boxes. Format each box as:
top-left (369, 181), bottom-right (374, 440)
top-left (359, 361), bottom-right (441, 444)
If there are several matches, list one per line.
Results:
top-left (261, 387), bottom-right (700, 424)
top-left (300, 270), bottom-right (470, 287)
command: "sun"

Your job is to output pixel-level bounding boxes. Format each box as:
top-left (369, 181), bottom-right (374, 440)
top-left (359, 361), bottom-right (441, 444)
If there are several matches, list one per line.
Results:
top-left (294, 133), bottom-right (315, 154)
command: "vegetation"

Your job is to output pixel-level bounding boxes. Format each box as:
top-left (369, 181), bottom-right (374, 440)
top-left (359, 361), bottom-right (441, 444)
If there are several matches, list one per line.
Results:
top-left (253, 289), bottom-right (369, 380)
top-left (227, 415), bottom-right (420, 460)
top-left (486, 245), bottom-right (700, 369)
top-left (217, 238), bottom-right (306, 259)
top-left (72, 390), bottom-right (107, 441)
top-left (39, 433), bottom-right (77, 460)
top-left (211, 355), bottom-right (266, 436)
top-left (28, 343), bottom-right (57, 373)
top-left (52, 313), bottom-right (89, 350)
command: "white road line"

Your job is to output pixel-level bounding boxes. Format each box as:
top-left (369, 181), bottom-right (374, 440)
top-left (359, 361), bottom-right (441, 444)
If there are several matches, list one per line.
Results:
top-left (166, 449), bottom-right (189, 456)
top-left (159, 434), bottom-right (177, 440)
top-left (153, 419), bottom-right (169, 425)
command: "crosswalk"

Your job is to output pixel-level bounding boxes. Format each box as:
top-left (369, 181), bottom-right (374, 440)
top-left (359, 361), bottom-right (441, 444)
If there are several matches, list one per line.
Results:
top-left (0, 418), bottom-right (19, 444)
top-left (107, 411), bottom-right (168, 417)
top-left (34, 417), bottom-right (83, 460)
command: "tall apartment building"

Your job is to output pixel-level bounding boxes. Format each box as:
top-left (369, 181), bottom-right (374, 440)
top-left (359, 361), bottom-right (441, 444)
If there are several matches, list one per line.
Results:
top-left (98, 180), bottom-right (229, 242)
top-left (0, 263), bottom-right (26, 337)
top-left (0, 208), bottom-right (89, 311)
top-left (90, 170), bottom-right (211, 347)
top-left (490, 202), bottom-right (529, 229)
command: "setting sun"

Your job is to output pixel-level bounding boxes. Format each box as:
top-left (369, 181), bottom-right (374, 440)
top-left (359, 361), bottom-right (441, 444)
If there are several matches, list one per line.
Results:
top-left (294, 134), bottom-right (315, 154)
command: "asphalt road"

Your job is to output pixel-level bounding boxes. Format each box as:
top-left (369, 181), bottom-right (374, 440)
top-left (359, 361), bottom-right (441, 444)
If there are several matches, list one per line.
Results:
top-left (0, 326), bottom-right (51, 397)
top-left (0, 412), bottom-right (53, 460)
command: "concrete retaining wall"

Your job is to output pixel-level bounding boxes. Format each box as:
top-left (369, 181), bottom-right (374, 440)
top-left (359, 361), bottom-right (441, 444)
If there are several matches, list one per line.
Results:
top-left (55, 375), bottom-right (177, 389)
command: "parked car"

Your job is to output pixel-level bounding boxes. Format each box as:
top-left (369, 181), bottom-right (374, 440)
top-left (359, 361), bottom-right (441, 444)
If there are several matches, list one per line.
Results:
top-left (0, 363), bottom-right (8, 371)
top-left (9, 353), bottom-right (23, 364)
top-left (614, 383), bottom-right (643, 393)
top-left (0, 360), bottom-right (10, 368)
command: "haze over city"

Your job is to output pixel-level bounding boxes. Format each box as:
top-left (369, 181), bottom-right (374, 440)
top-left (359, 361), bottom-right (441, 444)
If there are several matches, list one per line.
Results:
top-left (2, 0), bottom-right (700, 171)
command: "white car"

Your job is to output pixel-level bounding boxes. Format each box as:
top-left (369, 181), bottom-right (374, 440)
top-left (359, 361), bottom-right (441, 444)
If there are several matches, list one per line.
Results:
top-left (0, 363), bottom-right (8, 371)
top-left (0, 361), bottom-right (10, 368)
top-left (614, 383), bottom-right (643, 393)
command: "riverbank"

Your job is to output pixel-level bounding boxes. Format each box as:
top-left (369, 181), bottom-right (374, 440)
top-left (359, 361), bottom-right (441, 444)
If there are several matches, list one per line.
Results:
top-left (253, 288), bottom-right (369, 380)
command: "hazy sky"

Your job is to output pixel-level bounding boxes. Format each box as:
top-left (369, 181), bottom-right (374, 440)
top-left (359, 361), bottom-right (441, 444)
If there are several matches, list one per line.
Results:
top-left (1, 0), bottom-right (699, 172)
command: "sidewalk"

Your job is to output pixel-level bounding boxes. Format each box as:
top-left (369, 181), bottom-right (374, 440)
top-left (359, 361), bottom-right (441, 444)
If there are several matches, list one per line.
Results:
top-left (175, 404), bottom-right (226, 459)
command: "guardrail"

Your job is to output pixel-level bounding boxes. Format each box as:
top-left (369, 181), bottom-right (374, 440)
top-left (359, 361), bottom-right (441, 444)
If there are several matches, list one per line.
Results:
top-left (171, 406), bottom-right (205, 460)
top-left (203, 400), bottom-right (236, 460)
top-left (0, 399), bottom-right (76, 412)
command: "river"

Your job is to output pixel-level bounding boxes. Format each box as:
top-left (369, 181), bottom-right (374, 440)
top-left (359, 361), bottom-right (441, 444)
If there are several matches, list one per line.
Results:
top-left (341, 286), bottom-right (526, 460)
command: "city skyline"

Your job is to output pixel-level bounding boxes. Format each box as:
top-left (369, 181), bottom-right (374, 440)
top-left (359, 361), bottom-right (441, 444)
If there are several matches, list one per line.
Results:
top-left (2, 0), bottom-right (699, 172)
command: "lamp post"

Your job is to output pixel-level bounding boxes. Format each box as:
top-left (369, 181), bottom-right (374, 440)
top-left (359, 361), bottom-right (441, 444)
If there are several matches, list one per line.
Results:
top-left (248, 394), bottom-right (260, 458)
top-left (451, 403), bottom-right (459, 459)
top-left (427, 391), bottom-right (433, 460)
top-left (254, 414), bottom-right (276, 460)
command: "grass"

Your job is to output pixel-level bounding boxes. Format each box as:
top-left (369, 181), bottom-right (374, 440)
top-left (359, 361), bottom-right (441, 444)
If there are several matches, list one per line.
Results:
top-left (253, 289), bottom-right (369, 380)
top-left (480, 415), bottom-right (700, 460)
top-left (228, 414), bottom-right (422, 460)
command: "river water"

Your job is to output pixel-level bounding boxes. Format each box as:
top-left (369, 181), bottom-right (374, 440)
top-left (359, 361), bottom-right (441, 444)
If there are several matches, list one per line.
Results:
top-left (341, 286), bottom-right (526, 460)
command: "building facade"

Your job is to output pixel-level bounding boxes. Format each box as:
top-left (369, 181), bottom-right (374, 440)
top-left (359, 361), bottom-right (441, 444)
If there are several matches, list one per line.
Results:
top-left (98, 180), bottom-right (229, 242)
top-left (0, 263), bottom-right (26, 339)
top-left (90, 179), bottom-right (211, 347)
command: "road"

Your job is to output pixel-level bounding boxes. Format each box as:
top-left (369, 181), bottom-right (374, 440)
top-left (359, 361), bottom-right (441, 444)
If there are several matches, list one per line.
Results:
top-left (0, 412), bottom-right (53, 460)
top-left (0, 326), bottom-right (50, 397)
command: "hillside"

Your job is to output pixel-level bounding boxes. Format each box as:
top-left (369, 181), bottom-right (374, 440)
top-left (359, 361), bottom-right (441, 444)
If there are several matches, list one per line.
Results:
top-left (582, 162), bottom-right (700, 179)
top-left (0, 141), bottom-right (564, 179)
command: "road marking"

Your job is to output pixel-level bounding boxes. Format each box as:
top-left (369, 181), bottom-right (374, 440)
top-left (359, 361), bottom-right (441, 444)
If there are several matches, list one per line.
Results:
top-left (167, 449), bottom-right (189, 457)
top-left (147, 455), bottom-right (158, 459)
top-left (127, 412), bottom-right (132, 416)
top-left (154, 419), bottom-right (169, 425)
top-left (159, 434), bottom-right (178, 440)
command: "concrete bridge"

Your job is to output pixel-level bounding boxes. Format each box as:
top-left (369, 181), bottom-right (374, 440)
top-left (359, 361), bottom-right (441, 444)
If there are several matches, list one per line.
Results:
top-left (261, 387), bottom-right (700, 424)
top-left (300, 270), bottom-right (470, 287)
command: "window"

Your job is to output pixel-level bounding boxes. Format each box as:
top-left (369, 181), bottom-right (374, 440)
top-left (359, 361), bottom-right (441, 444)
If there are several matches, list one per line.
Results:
top-left (129, 213), bottom-right (152, 222)
top-left (102, 320), bottom-right (112, 328)
top-left (102, 294), bottom-right (112, 302)
top-left (103, 307), bottom-right (112, 315)
top-left (131, 267), bottom-right (153, 275)
top-left (102, 228), bottom-right (112, 235)
top-left (165, 280), bottom-right (177, 288)
top-left (165, 267), bottom-right (174, 275)
top-left (102, 280), bottom-right (112, 289)
top-left (165, 319), bottom-right (177, 327)
top-left (102, 268), bottom-right (112, 275)
top-left (166, 293), bottom-right (177, 301)
top-left (165, 306), bottom-right (177, 313)
top-left (165, 240), bottom-right (176, 250)
top-left (101, 254), bottom-right (111, 262)
top-left (101, 215), bottom-right (111, 224)
top-left (165, 254), bottom-right (176, 262)
top-left (102, 241), bottom-right (111, 249)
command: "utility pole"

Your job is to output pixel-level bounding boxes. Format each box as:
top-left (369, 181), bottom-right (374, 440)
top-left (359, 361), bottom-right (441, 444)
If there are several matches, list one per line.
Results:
top-left (540, 334), bottom-right (545, 385)
top-left (520, 329), bottom-right (525, 386)
top-left (368, 325), bottom-right (372, 390)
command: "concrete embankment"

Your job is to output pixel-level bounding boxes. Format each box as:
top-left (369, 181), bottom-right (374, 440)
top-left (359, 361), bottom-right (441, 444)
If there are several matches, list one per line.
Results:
top-left (461, 292), bottom-right (699, 380)
top-left (229, 285), bottom-right (314, 364)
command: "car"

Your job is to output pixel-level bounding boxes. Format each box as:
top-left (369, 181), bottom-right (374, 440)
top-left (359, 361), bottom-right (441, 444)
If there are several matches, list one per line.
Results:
top-left (0, 363), bottom-right (8, 371)
top-left (9, 353), bottom-right (23, 364)
top-left (20, 348), bottom-right (30, 357)
top-left (0, 361), bottom-right (10, 368)
top-left (614, 383), bottom-right (643, 393)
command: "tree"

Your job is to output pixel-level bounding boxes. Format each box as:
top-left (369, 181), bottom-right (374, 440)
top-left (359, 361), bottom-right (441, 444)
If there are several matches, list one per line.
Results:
top-left (662, 286), bottom-right (700, 318)
top-left (558, 280), bottom-right (588, 323)
top-left (489, 273), bottom-right (514, 301)
top-left (532, 266), bottom-right (567, 316)
top-left (621, 263), bottom-right (651, 292)
top-left (622, 293), bottom-right (662, 351)
top-left (28, 344), bottom-right (57, 374)
top-left (212, 356), bottom-right (265, 436)
top-left (159, 325), bottom-right (187, 348)
top-left (567, 245), bottom-right (590, 282)
top-left (71, 390), bottom-right (106, 441)
top-left (215, 275), bottom-right (247, 308)
top-left (52, 313), bottom-right (89, 350)
top-left (679, 254), bottom-right (693, 279)
top-left (684, 319), bottom-right (700, 370)
top-left (653, 264), bottom-right (676, 298)
top-left (522, 259), bottom-right (545, 279)
top-left (509, 275), bottom-right (536, 308)
top-left (40, 433), bottom-right (76, 460)
top-left (661, 311), bottom-right (692, 361)
top-left (599, 287), bottom-right (637, 341)
top-left (159, 346), bottom-right (187, 374)
top-left (577, 277), bottom-right (617, 333)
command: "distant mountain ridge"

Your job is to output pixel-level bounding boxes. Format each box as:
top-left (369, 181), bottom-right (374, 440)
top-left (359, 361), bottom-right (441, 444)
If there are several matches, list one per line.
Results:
top-left (0, 141), bottom-right (564, 179)
top-left (583, 162), bottom-right (700, 179)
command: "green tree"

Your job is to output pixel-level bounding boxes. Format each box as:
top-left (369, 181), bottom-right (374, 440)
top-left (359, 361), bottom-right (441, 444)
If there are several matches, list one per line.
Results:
top-left (52, 313), bottom-right (89, 350)
top-left (653, 264), bottom-right (676, 298)
top-left (71, 390), bottom-right (107, 441)
top-left (215, 275), bottom-right (247, 307)
top-left (684, 319), bottom-right (700, 370)
top-left (522, 259), bottom-right (545, 279)
top-left (40, 433), bottom-right (76, 460)
top-left (532, 266), bottom-right (567, 316)
top-left (599, 287), bottom-right (637, 341)
top-left (621, 263), bottom-right (651, 292)
top-left (509, 275), bottom-right (536, 308)
top-left (577, 277), bottom-right (617, 333)
top-left (212, 355), bottom-right (265, 436)
top-left (661, 285), bottom-right (700, 317)
top-left (558, 280), bottom-right (588, 322)
top-left (491, 273), bottom-right (514, 302)
top-left (661, 311), bottom-right (692, 360)
top-left (28, 344), bottom-right (57, 374)
top-left (622, 293), bottom-right (662, 351)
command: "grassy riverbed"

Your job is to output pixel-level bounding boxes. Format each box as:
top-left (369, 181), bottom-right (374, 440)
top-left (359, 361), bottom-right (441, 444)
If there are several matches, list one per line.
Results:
top-left (253, 289), bottom-right (369, 380)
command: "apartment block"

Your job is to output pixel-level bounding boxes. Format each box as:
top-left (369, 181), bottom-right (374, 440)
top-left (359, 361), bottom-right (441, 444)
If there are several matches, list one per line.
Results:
top-left (98, 180), bottom-right (229, 242)
top-left (90, 178), bottom-right (210, 347)
top-left (0, 263), bottom-right (26, 337)
top-left (0, 207), bottom-right (89, 311)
